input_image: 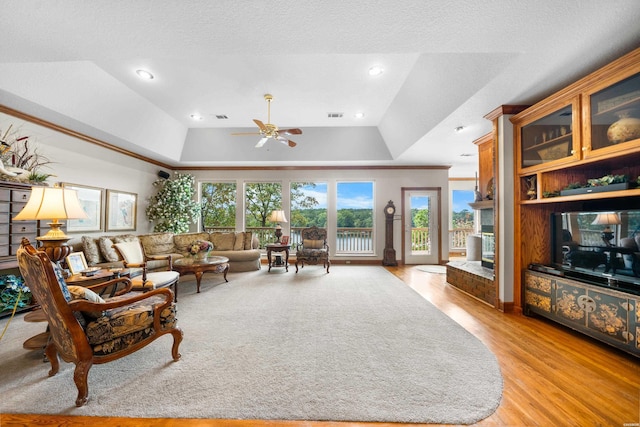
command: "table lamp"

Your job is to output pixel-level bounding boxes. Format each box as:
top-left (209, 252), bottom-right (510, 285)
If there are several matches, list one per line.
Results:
top-left (268, 210), bottom-right (288, 243)
top-left (591, 212), bottom-right (621, 247)
top-left (13, 185), bottom-right (89, 264)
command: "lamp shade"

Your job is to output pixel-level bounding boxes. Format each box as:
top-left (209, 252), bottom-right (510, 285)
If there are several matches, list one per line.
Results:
top-left (591, 212), bottom-right (621, 226)
top-left (268, 210), bottom-right (288, 223)
top-left (14, 187), bottom-right (89, 221)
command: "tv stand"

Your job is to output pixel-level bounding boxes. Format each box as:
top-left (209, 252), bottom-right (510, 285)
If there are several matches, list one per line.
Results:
top-left (524, 270), bottom-right (639, 357)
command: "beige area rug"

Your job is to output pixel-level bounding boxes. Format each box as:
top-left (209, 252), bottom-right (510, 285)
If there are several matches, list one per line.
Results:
top-left (0, 266), bottom-right (502, 424)
top-left (416, 265), bottom-right (448, 274)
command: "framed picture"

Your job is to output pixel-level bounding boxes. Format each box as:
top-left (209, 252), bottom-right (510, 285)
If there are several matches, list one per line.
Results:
top-left (106, 190), bottom-right (137, 231)
top-left (281, 236), bottom-right (289, 245)
top-left (62, 183), bottom-right (103, 232)
top-left (66, 252), bottom-right (88, 275)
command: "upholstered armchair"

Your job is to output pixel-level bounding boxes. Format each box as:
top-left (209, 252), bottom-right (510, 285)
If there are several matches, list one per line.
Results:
top-left (17, 238), bottom-right (183, 407)
top-left (113, 240), bottom-right (181, 301)
top-left (295, 226), bottom-right (330, 273)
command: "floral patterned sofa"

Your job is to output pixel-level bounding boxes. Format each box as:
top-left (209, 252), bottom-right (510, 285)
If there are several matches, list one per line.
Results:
top-left (69, 231), bottom-right (261, 273)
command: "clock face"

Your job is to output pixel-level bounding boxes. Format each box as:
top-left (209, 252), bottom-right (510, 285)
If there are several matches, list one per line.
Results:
top-left (386, 206), bottom-right (395, 215)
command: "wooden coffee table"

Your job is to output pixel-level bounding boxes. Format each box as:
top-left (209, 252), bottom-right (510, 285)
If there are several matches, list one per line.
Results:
top-left (173, 256), bottom-right (229, 293)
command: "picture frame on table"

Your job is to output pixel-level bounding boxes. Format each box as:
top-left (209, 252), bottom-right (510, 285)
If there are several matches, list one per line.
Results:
top-left (66, 252), bottom-right (88, 275)
top-left (62, 183), bottom-right (103, 232)
top-left (106, 189), bottom-right (137, 231)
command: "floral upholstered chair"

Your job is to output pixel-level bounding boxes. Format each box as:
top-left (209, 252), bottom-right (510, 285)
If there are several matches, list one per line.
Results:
top-left (295, 226), bottom-right (330, 273)
top-left (17, 238), bottom-right (183, 407)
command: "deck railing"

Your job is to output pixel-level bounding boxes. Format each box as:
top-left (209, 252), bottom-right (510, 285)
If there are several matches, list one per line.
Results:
top-left (206, 226), bottom-right (478, 254)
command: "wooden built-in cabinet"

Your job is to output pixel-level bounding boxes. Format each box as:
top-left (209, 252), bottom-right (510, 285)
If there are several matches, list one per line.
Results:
top-left (0, 181), bottom-right (42, 269)
top-left (511, 47), bottom-right (640, 334)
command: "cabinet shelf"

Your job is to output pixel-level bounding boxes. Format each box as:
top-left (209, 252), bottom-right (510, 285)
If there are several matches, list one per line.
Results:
top-left (520, 188), bottom-right (640, 205)
top-left (523, 133), bottom-right (573, 152)
top-left (593, 94), bottom-right (640, 118)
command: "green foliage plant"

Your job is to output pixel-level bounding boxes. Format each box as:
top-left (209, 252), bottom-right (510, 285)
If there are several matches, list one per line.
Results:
top-left (146, 172), bottom-right (200, 234)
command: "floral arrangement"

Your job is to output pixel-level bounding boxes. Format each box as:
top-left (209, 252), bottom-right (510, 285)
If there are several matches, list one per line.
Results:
top-left (145, 172), bottom-right (201, 233)
top-left (0, 274), bottom-right (32, 313)
top-left (190, 240), bottom-right (213, 255)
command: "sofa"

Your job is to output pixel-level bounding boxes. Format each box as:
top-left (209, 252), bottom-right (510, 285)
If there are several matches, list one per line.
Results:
top-left (69, 231), bottom-right (261, 273)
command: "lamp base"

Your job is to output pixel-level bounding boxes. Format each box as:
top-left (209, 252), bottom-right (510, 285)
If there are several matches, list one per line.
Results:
top-left (274, 228), bottom-right (283, 243)
top-left (36, 237), bottom-right (73, 265)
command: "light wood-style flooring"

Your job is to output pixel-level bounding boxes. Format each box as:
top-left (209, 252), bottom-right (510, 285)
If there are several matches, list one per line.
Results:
top-left (2, 265), bottom-right (639, 427)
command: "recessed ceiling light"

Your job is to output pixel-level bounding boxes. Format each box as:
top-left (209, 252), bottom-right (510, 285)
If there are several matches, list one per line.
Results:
top-left (190, 114), bottom-right (203, 120)
top-left (135, 69), bottom-right (154, 80)
top-left (368, 66), bottom-right (384, 77)
top-left (455, 126), bottom-right (465, 133)
top-left (354, 112), bottom-right (365, 119)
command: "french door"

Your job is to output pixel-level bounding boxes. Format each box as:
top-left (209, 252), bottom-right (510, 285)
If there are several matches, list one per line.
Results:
top-left (403, 189), bottom-right (440, 265)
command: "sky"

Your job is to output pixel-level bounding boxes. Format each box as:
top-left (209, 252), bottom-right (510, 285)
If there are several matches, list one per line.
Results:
top-left (452, 190), bottom-right (474, 212)
top-left (294, 182), bottom-right (374, 209)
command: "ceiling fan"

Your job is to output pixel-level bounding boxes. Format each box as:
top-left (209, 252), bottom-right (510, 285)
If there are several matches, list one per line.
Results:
top-left (232, 94), bottom-right (302, 148)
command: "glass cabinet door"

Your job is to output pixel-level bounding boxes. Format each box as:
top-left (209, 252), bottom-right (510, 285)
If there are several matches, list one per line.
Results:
top-left (519, 103), bottom-right (577, 170)
top-left (586, 72), bottom-right (640, 157)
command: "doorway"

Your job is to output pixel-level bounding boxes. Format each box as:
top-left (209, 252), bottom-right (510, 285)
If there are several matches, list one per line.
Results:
top-left (403, 188), bottom-right (440, 265)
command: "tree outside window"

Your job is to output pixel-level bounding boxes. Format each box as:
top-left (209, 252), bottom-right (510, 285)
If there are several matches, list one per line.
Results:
top-left (201, 182), bottom-right (236, 231)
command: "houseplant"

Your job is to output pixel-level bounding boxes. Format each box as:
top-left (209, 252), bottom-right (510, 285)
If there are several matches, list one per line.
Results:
top-left (146, 172), bottom-right (201, 233)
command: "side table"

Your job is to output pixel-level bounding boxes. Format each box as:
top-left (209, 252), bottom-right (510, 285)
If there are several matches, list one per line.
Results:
top-left (266, 244), bottom-right (290, 272)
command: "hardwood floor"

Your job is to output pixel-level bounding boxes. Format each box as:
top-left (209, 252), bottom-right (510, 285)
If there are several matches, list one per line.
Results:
top-left (3, 265), bottom-right (639, 427)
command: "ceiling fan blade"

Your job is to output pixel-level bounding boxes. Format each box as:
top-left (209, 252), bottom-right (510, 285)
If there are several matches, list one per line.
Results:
top-left (277, 136), bottom-right (297, 147)
top-left (253, 119), bottom-right (268, 132)
top-left (279, 128), bottom-right (302, 135)
top-left (255, 137), bottom-right (268, 148)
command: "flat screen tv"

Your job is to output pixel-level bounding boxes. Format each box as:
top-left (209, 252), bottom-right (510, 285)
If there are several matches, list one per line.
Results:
top-left (550, 209), bottom-right (640, 292)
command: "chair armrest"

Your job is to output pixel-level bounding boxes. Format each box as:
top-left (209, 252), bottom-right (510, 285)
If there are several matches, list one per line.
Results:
top-left (146, 254), bottom-right (173, 270)
top-left (84, 277), bottom-right (133, 298)
top-left (69, 286), bottom-right (174, 313)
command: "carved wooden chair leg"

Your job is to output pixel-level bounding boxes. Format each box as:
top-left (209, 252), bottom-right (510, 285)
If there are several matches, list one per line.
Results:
top-left (45, 342), bottom-right (59, 376)
top-left (171, 329), bottom-right (183, 361)
top-left (73, 360), bottom-right (92, 407)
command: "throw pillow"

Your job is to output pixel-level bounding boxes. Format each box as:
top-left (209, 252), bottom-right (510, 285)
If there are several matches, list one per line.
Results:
top-left (82, 236), bottom-right (104, 266)
top-left (211, 232), bottom-right (235, 251)
top-left (98, 236), bottom-right (121, 262)
top-left (243, 231), bottom-right (253, 250)
top-left (52, 263), bottom-right (87, 327)
top-left (303, 239), bottom-right (325, 249)
top-left (67, 285), bottom-right (106, 319)
top-left (234, 232), bottom-right (245, 250)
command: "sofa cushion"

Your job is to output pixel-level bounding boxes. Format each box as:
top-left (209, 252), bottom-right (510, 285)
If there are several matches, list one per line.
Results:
top-left (67, 285), bottom-right (105, 319)
top-left (210, 232), bottom-right (236, 251)
top-left (82, 236), bottom-right (104, 266)
top-left (139, 232), bottom-right (175, 255)
top-left (234, 232), bottom-right (245, 250)
top-left (173, 232), bottom-right (209, 253)
top-left (243, 231), bottom-right (253, 250)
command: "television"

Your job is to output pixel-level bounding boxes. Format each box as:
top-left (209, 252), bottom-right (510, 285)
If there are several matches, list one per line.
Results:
top-left (550, 209), bottom-right (640, 293)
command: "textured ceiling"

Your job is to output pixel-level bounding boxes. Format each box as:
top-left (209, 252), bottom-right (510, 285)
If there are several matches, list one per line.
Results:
top-left (1, 1), bottom-right (639, 176)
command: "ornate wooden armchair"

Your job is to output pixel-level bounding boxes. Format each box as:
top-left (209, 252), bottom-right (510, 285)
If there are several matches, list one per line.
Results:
top-left (17, 238), bottom-right (183, 407)
top-left (295, 226), bottom-right (330, 273)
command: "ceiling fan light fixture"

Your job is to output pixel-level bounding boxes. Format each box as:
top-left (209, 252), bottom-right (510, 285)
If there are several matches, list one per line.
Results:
top-left (368, 66), bottom-right (384, 77)
top-left (135, 69), bottom-right (154, 80)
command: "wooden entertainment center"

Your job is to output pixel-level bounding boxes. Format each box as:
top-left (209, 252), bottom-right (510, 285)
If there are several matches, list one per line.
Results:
top-left (511, 47), bottom-right (640, 356)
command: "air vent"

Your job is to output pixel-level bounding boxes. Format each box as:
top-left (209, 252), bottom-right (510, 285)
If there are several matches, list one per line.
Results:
top-left (460, 153), bottom-right (475, 157)
top-left (328, 112), bottom-right (344, 118)
top-left (216, 114), bottom-right (229, 119)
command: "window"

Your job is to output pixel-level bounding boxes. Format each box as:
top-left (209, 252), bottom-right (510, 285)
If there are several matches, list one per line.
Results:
top-left (336, 181), bottom-right (374, 253)
top-left (451, 190), bottom-right (475, 251)
top-left (290, 182), bottom-right (327, 247)
top-left (245, 182), bottom-right (283, 248)
top-left (200, 182), bottom-right (236, 232)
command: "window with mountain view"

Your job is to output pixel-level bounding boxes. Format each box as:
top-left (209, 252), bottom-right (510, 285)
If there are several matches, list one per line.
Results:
top-left (290, 182), bottom-right (327, 247)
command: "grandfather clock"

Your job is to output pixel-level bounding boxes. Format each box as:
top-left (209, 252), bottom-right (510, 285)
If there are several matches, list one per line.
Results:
top-left (382, 200), bottom-right (398, 266)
